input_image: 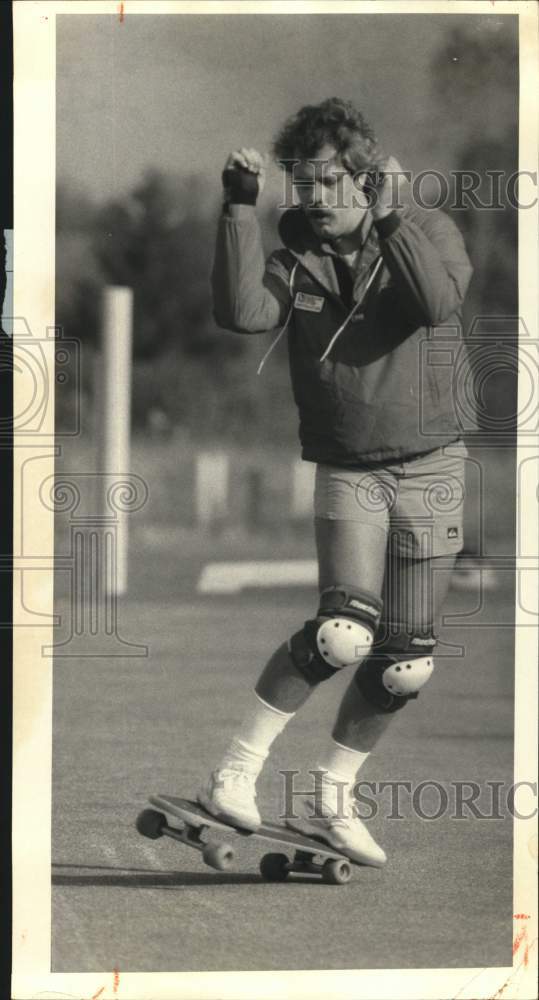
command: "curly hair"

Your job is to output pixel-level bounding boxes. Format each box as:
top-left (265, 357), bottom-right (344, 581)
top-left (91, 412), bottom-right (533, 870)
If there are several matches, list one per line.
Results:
top-left (273, 97), bottom-right (380, 174)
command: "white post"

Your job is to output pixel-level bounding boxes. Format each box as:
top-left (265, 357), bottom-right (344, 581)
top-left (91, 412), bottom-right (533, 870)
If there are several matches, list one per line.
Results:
top-left (195, 451), bottom-right (229, 528)
top-left (100, 286), bottom-right (133, 595)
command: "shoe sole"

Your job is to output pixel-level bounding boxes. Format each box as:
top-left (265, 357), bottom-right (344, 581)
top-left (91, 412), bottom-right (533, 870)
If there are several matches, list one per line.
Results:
top-left (197, 793), bottom-right (261, 833)
top-left (285, 818), bottom-right (386, 868)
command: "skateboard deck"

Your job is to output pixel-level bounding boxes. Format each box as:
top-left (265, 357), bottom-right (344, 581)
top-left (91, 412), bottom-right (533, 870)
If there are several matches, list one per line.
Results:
top-left (136, 794), bottom-right (360, 883)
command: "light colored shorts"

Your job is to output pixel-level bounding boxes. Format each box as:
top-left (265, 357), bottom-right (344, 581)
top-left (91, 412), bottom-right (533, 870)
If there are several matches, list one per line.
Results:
top-left (314, 440), bottom-right (468, 559)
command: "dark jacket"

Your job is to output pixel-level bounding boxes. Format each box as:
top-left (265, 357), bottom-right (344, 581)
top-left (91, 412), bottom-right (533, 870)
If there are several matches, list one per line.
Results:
top-left (212, 201), bottom-right (473, 465)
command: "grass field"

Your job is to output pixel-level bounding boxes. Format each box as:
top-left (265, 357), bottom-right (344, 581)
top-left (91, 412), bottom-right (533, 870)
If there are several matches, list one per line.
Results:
top-left (51, 435), bottom-right (517, 973)
top-left (53, 435), bottom-right (517, 601)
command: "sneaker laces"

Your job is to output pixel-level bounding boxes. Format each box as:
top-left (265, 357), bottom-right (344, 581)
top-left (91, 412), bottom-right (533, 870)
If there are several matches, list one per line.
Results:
top-left (216, 767), bottom-right (256, 789)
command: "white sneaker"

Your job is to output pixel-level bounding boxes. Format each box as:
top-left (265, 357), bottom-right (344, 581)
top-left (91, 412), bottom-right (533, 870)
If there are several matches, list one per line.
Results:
top-left (197, 766), bottom-right (262, 832)
top-left (285, 771), bottom-right (387, 868)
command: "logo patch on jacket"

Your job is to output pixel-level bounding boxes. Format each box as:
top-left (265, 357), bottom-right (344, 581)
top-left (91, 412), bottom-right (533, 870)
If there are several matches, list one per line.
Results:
top-left (294, 292), bottom-right (325, 313)
top-left (447, 526), bottom-right (459, 539)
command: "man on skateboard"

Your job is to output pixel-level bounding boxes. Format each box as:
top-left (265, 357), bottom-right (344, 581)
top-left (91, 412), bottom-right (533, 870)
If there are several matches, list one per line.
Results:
top-left (198, 98), bottom-right (472, 867)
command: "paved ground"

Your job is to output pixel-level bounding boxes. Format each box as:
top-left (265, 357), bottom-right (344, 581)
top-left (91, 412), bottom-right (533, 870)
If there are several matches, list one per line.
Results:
top-left (51, 567), bottom-right (515, 974)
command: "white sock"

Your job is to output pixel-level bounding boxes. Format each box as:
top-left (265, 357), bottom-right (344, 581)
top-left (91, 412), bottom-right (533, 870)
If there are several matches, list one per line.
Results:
top-left (219, 691), bottom-right (295, 776)
top-left (317, 738), bottom-right (370, 785)
top-left (312, 739), bottom-right (370, 818)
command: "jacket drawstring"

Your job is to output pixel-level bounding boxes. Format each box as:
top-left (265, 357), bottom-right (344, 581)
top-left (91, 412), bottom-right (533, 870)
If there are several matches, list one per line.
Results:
top-left (257, 252), bottom-right (383, 373)
top-left (319, 255), bottom-right (383, 362)
top-left (256, 261), bottom-right (299, 375)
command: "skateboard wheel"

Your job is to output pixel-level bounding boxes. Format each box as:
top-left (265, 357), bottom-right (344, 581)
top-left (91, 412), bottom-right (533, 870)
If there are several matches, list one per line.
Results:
top-left (136, 808), bottom-right (166, 840)
top-left (259, 852), bottom-right (289, 882)
top-left (202, 842), bottom-right (235, 871)
top-left (322, 858), bottom-right (352, 884)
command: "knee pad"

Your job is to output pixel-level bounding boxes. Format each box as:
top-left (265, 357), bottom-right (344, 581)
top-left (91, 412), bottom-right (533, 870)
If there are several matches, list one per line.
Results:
top-left (289, 584), bottom-right (383, 685)
top-left (355, 626), bottom-right (436, 713)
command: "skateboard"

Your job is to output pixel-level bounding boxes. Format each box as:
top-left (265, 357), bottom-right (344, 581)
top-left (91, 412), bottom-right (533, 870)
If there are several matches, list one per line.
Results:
top-left (136, 794), bottom-right (359, 884)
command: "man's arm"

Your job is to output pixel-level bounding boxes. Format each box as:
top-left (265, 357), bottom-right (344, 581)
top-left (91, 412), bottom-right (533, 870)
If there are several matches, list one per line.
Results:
top-left (211, 148), bottom-right (290, 333)
top-left (212, 205), bottom-right (290, 333)
top-left (374, 208), bottom-right (473, 326)
top-left (368, 158), bottom-right (473, 326)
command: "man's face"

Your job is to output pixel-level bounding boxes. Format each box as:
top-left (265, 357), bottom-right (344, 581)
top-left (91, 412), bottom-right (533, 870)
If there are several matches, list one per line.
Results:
top-left (292, 143), bottom-right (369, 241)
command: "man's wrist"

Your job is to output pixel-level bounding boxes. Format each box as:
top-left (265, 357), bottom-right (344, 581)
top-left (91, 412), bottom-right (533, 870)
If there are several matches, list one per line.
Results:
top-left (224, 191), bottom-right (258, 207)
top-left (222, 166), bottom-right (259, 206)
top-left (371, 203), bottom-right (393, 221)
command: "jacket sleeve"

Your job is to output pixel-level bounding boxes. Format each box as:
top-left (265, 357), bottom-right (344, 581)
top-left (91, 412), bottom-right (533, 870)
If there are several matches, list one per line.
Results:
top-left (375, 208), bottom-right (473, 326)
top-left (212, 204), bottom-right (291, 333)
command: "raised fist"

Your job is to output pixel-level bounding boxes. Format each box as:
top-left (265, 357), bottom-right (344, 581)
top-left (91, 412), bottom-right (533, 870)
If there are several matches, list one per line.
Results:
top-left (222, 148), bottom-right (267, 205)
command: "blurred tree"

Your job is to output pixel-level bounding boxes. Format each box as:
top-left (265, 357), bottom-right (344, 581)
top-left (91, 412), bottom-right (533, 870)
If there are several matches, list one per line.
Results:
top-left (56, 177), bottom-right (98, 233)
top-left (457, 135), bottom-right (518, 318)
top-left (429, 22), bottom-right (518, 315)
top-left (431, 23), bottom-right (517, 143)
top-left (56, 167), bottom-right (298, 437)
top-left (429, 23), bottom-right (519, 431)
top-left (56, 179), bottom-right (103, 351)
top-left (93, 169), bottom-right (246, 361)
